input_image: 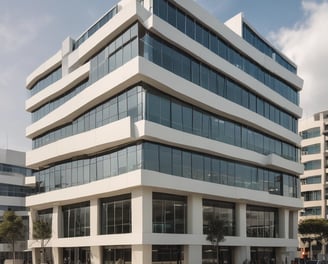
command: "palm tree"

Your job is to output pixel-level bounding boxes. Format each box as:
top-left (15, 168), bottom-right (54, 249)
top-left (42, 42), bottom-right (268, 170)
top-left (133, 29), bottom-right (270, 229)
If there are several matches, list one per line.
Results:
top-left (0, 211), bottom-right (24, 264)
top-left (33, 220), bottom-right (52, 264)
top-left (206, 217), bottom-right (227, 264)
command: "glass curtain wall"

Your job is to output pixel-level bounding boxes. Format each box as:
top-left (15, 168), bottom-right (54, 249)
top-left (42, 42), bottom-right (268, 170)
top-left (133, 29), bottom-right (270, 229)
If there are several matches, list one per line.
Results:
top-left (202, 246), bottom-right (232, 264)
top-left (152, 0), bottom-right (299, 104)
top-left (34, 141), bottom-right (299, 197)
top-left (152, 192), bottom-right (187, 233)
top-left (145, 88), bottom-right (298, 162)
top-left (139, 29), bottom-right (297, 132)
top-left (62, 202), bottom-right (90, 237)
top-left (152, 245), bottom-right (183, 264)
top-left (246, 205), bottom-right (278, 238)
top-left (33, 83), bottom-right (298, 163)
top-left (103, 247), bottom-right (131, 264)
top-left (250, 247), bottom-right (275, 264)
top-left (33, 85), bottom-right (143, 149)
top-left (37, 208), bottom-right (53, 225)
top-left (63, 247), bottom-right (91, 264)
top-left (202, 199), bottom-right (235, 236)
top-left (100, 194), bottom-right (131, 234)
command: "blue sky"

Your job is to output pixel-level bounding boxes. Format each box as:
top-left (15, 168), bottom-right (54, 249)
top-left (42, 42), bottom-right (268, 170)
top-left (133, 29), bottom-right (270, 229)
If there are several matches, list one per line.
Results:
top-left (0, 0), bottom-right (327, 151)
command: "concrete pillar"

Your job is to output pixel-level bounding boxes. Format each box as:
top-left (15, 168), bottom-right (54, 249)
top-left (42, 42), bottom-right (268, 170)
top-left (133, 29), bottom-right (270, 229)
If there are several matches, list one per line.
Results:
top-left (90, 246), bottom-right (102, 264)
top-left (30, 209), bottom-right (38, 264)
top-left (132, 244), bottom-right (151, 264)
top-left (52, 247), bottom-right (62, 264)
top-left (29, 209), bottom-right (37, 240)
top-left (234, 202), bottom-right (249, 264)
top-left (279, 208), bottom-right (289, 238)
top-left (187, 194), bottom-right (202, 235)
top-left (234, 246), bottom-right (250, 264)
top-left (290, 211), bottom-right (298, 239)
top-left (236, 202), bottom-right (247, 237)
top-left (50, 206), bottom-right (61, 264)
top-left (32, 248), bottom-right (39, 264)
top-left (131, 188), bottom-right (152, 263)
top-left (184, 195), bottom-right (202, 264)
top-left (184, 245), bottom-right (201, 264)
top-left (52, 205), bottom-right (61, 238)
top-left (132, 187), bottom-right (152, 235)
top-left (90, 199), bottom-right (99, 236)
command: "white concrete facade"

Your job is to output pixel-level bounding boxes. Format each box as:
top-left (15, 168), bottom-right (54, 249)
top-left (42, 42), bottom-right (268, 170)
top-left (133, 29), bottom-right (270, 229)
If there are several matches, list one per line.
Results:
top-left (25, 0), bottom-right (303, 263)
top-left (298, 111), bottom-right (328, 258)
top-left (299, 111), bottom-right (328, 220)
top-left (0, 149), bottom-right (31, 262)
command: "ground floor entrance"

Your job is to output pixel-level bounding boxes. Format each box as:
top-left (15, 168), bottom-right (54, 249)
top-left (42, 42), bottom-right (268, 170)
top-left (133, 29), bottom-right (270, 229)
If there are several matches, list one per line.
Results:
top-left (31, 245), bottom-right (296, 264)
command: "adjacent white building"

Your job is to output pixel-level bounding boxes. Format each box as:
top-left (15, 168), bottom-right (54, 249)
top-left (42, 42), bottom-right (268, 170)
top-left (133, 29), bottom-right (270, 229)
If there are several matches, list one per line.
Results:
top-left (299, 111), bottom-right (328, 219)
top-left (299, 111), bottom-right (328, 257)
top-left (25, 0), bottom-right (303, 263)
top-left (0, 148), bottom-right (33, 263)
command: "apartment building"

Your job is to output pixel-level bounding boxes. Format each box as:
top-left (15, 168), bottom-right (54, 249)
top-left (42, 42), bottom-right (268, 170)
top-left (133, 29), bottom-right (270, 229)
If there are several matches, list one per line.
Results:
top-left (25, 0), bottom-right (303, 263)
top-left (299, 111), bottom-right (328, 220)
top-left (298, 111), bottom-right (328, 258)
top-left (0, 148), bottom-right (33, 263)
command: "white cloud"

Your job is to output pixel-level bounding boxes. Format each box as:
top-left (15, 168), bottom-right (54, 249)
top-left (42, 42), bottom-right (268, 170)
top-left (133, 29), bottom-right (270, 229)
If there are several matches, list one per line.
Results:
top-left (270, 0), bottom-right (328, 118)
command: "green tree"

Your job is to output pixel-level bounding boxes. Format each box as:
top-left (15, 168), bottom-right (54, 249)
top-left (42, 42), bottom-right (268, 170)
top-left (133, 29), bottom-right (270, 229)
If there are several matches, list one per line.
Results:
top-left (33, 220), bottom-right (52, 264)
top-left (298, 218), bottom-right (328, 259)
top-left (0, 211), bottom-right (24, 264)
top-left (206, 217), bottom-right (227, 264)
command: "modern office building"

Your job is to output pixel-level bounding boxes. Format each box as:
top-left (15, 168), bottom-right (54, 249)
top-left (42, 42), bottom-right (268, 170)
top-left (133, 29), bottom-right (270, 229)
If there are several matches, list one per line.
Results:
top-left (0, 148), bottom-right (33, 263)
top-left (25, 0), bottom-right (303, 263)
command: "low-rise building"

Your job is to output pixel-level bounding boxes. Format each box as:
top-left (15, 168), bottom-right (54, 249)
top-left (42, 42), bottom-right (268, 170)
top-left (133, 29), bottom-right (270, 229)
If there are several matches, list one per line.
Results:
top-left (0, 148), bottom-right (33, 263)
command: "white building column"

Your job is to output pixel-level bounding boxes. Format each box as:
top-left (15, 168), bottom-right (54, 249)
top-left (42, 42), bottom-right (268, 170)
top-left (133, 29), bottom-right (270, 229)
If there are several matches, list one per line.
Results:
top-left (29, 209), bottom-right (39, 264)
top-left (89, 199), bottom-right (101, 264)
top-left (90, 198), bottom-right (99, 236)
top-left (32, 248), bottom-right (39, 264)
top-left (236, 202), bottom-right (246, 237)
top-left (52, 247), bottom-right (62, 264)
top-left (28, 208), bottom-right (37, 240)
top-left (132, 187), bottom-right (152, 234)
top-left (185, 194), bottom-right (202, 264)
top-left (279, 208), bottom-right (289, 239)
top-left (187, 194), bottom-right (202, 235)
top-left (52, 205), bottom-right (61, 239)
top-left (132, 245), bottom-right (152, 264)
top-left (290, 210), bottom-right (298, 239)
top-left (184, 245), bottom-right (201, 264)
top-left (234, 202), bottom-right (250, 263)
top-left (91, 246), bottom-right (102, 264)
top-left (51, 206), bottom-right (61, 264)
top-left (131, 187), bottom-right (152, 263)
top-left (277, 209), bottom-right (293, 264)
